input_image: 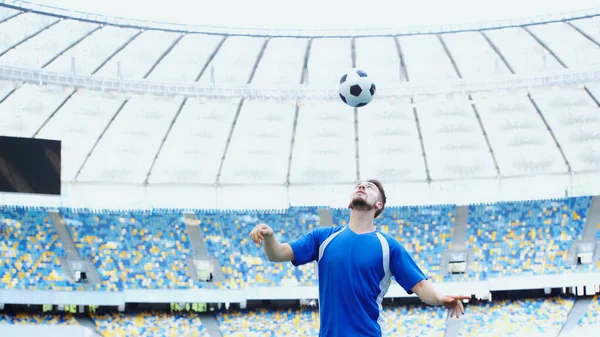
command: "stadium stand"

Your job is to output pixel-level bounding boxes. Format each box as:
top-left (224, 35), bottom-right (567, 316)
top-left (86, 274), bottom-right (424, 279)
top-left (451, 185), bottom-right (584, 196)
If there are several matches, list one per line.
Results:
top-left (61, 208), bottom-right (194, 291)
top-left (465, 197), bottom-right (592, 279)
top-left (216, 305), bottom-right (446, 337)
top-left (457, 297), bottom-right (575, 337)
top-left (380, 304), bottom-right (447, 337)
top-left (0, 206), bottom-right (73, 290)
top-left (91, 311), bottom-right (210, 337)
top-left (1, 196), bottom-right (598, 291)
top-left (0, 312), bottom-right (78, 325)
top-left (201, 208), bottom-right (319, 289)
top-left (217, 307), bottom-right (320, 336)
top-left (570, 295), bottom-right (600, 336)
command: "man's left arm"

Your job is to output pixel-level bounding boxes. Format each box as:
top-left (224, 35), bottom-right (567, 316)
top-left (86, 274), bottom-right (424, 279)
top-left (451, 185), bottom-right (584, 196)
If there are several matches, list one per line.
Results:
top-left (411, 279), bottom-right (470, 318)
top-left (388, 239), bottom-right (469, 318)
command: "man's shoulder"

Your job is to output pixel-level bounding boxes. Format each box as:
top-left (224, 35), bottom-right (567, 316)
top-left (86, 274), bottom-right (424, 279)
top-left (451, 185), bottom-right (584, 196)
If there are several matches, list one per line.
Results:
top-left (376, 231), bottom-right (405, 249)
top-left (312, 225), bottom-right (345, 237)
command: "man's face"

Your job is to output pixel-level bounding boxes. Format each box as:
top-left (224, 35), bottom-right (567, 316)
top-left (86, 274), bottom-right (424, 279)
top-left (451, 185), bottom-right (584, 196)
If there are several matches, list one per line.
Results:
top-left (348, 181), bottom-right (382, 212)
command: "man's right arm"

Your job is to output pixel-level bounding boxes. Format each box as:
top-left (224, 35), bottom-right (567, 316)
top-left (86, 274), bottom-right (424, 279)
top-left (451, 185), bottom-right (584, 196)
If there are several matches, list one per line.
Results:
top-left (263, 235), bottom-right (294, 262)
top-left (249, 223), bottom-right (320, 266)
top-left (249, 223), bottom-right (295, 262)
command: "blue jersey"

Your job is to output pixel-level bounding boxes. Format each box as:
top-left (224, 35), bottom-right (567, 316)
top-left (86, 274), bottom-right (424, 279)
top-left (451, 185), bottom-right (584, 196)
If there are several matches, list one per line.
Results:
top-left (288, 226), bottom-right (427, 337)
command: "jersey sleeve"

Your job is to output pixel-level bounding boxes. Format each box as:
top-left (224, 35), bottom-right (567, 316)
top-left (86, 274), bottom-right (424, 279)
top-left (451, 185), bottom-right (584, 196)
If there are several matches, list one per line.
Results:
top-left (287, 228), bottom-right (328, 266)
top-left (388, 238), bottom-right (428, 294)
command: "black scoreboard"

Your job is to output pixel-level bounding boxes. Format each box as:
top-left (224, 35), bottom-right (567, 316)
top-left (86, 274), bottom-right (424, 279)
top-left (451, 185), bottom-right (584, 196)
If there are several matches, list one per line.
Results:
top-left (0, 135), bottom-right (61, 195)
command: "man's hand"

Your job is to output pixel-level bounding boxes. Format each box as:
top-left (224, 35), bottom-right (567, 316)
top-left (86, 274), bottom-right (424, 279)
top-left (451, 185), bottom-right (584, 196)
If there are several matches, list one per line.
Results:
top-left (249, 223), bottom-right (294, 262)
top-left (438, 295), bottom-right (470, 318)
top-left (249, 223), bottom-right (274, 245)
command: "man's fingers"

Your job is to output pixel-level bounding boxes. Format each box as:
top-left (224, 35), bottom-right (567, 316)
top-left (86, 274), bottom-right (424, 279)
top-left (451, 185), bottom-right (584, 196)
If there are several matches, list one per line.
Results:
top-left (250, 230), bottom-right (262, 244)
top-left (459, 301), bottom-right (465, 315)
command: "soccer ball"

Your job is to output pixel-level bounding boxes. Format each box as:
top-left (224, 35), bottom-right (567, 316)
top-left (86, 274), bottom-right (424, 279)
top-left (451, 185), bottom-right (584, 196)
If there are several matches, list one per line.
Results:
top-left (338, 69), bottom-right (376, 108)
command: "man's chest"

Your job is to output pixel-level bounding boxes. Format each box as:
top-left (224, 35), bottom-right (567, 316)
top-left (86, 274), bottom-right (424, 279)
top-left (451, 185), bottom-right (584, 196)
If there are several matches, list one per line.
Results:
top-left (319, 234), bottom-right (384, 273)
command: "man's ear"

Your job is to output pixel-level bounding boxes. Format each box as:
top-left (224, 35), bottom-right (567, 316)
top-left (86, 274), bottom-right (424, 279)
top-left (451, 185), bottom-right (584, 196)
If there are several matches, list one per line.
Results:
top-left (375, 201), bottom-right (383, 210)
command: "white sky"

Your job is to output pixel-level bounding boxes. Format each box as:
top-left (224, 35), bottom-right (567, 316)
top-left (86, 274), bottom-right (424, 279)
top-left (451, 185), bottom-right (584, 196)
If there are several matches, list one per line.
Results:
top-left (29, 0), bottom-right (600, 30)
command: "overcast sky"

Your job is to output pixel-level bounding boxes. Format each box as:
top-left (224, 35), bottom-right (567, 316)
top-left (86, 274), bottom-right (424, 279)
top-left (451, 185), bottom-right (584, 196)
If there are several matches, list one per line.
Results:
top-left (29, 0), bottom-right (600, 30)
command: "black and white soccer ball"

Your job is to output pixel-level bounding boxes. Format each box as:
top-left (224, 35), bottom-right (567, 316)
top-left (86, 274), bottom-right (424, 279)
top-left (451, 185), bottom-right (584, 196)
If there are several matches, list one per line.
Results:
top-left (338, 68), bottom-right (376, 108)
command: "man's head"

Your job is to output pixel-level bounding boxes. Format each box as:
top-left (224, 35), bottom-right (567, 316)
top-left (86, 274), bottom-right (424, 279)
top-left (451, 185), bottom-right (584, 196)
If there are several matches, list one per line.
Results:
top-left (348, 179), bottom-right (387, 218)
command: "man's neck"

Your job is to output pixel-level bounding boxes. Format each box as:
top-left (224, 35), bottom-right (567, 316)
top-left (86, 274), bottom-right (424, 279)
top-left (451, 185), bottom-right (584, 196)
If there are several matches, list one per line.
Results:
top-left (348, 210), bottom-right (376, 234)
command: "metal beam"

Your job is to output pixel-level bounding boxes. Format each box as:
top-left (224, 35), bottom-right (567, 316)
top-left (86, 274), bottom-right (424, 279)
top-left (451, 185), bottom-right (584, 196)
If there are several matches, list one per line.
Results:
top-left (411, 99), bottom-right (432, 183)
top-left (91, 29), bottom-right (143, 75)
top-left (285, 103), bottom-right (300, 186)
top-left (247, 38), bottom-right (269, 84)
top-left (143, 33), bottom-right (186, 79)
top-left (0, 10), bottom-right (22, 25)
top-left (0, 18), bottom-right (60, 58)
top-left (74, 100), bottom-right (129, 181)
top-left (479, 30), bottom-right (515, 74)
top-left (214, 37), bottom-right (269, 184)
top-left (394, 37), bottom-right (431, 182)
top-left (523, 25), bottom-right (574, 173)
top-left (32, 89), bottom-right (77, 138)
top-left (214, 99), bottom-right (244, 185)
top-left (29, 26), bottom-right (104, 138)
top-left (437, 34), bottom-right (502, 177)
top-left (143, 98), bottom-right (187, 185)
top-left (566, 21), bottom-right (600, 48)
top-left (143, 36), bottom-right (229, 184)
top-left (393, 36), bottom-right (409, 82)
top-left (527, 94), bottom-right (572, 173)
top-left (300, 38), bottom-right (312, 85)
top-left (351, 38), bottom-right (360, 182)
top-left (195, 36), bottom-right (228, 82)
top-left (286, 38), bottom-right (311, 185)
top-left (42, 24), bottom-right (102, 69)
top-left (523, 27), bottom-right (569, 68)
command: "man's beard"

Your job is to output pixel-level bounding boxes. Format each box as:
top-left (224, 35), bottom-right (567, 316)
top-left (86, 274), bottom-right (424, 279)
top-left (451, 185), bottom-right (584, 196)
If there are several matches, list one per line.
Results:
top-left (348, 196), bottom-right (374, 211)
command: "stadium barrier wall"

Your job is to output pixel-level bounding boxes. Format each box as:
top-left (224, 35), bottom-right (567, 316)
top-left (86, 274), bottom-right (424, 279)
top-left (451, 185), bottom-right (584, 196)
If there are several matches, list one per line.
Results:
top-left (1, 273), bottom-right (599, 306)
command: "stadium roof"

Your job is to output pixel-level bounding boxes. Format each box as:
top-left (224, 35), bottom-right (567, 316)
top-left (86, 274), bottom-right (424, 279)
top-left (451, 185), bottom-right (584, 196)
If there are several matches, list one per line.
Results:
top-left (3, 0), bottom-right (600, 37)
top-left (0, 2), bottom-right (599, 209)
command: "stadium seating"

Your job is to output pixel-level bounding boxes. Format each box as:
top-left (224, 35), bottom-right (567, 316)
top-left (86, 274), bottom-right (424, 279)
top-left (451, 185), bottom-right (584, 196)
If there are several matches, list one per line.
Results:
top-left (0, 312), bottom-right (78, 325)
top-left (457, 297), bottom-right (574, 337)
top-left (61, 208), bottom-right (195, 291)
top-left (465, 197), bottom-right (592, 279)
top-left (0, 206), bottom-right (74, 291)
top-left (0, 196), bottom-right (597, 291)
top-left (217, 304), bottom-right (446, 337)
top-left (217, 307), bottom-right (319, 336)
top-left (571, 295), bottom-right (600, 336)
top-left (91, 311), bottom-right (210, 337)
top-left (380, 304), bottom-right (446, 337)
top-left (200, 208), bottom-right (319, 289)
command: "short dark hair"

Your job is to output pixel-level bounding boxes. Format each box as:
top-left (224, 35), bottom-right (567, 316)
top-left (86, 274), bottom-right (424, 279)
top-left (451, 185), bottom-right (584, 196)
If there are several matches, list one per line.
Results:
top-left (367, 179), bottom-right (386, 218)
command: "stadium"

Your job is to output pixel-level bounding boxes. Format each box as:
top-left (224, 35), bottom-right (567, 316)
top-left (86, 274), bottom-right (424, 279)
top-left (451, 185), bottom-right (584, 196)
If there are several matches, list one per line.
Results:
top-left (0, 0), bottom-right (599, 335)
